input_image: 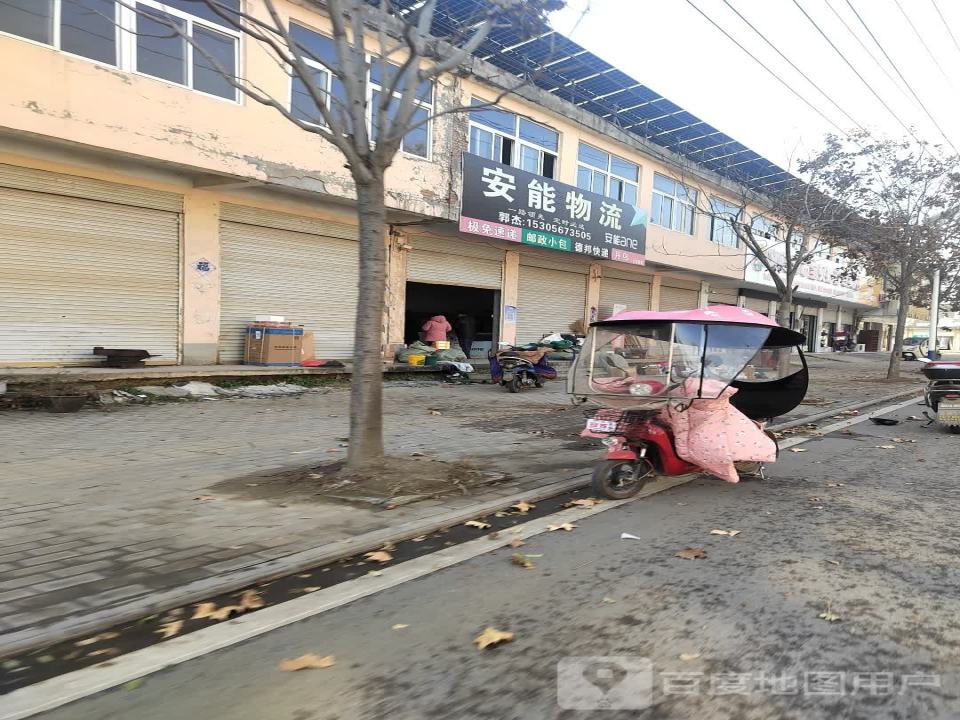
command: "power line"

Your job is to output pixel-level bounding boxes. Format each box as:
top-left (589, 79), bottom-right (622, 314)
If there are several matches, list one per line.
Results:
top-left (682, 0), bottom-right (851, 138)
top-left (721, 0), bottom-right (867, 134)
top-left (790, 0), bottom-right (922, 144)
top-left (929, 0), bottom-right (960, 57)
top-left (893, 0), bottom-right (953, 85)
top-left (823, 0), bottom-right (916, 108)
top-left (843, 0), bottom-right (960, 154)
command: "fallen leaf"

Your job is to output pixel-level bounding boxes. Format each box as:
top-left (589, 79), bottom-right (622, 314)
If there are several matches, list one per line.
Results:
top-left (364, 550), bottom-right (393, 564)
top-left (86, 648), bottom-right (119, 658)
top-left (487, 532), bottom-right (500, 540)
top-left (826, 560), bottom-right (841, 566)
top-left (508, 537), bottom-right (526, 548)
top-left (602, 596), bottom-right (617, 604)
top-left (297, 586), bottom-right (322, 593)
top-left (818, 611), bottom-right (842, 622)
top-left (194, 495), bottom-right (216, 502)
top-left (192, 602), bottom-right (220, 620)
top-left (464, 520), bottom-right (491, 530)
top-left (511, 501), bottom-right (535, 514)
top-left (410, 536), bottom-right (427, 542)
top-left (567, 498), bottom-right (600, 508)
top-left (278, 654), bottom-right (336, 672)
top-left (676, 547), bottom-right (707, 560)
top-left (367, 570), bottom-right (383, 577)
top-left (123, 678), bottom-right (144, 691)
top-left (494, 511), bottom-right (510, 518)
top-left (473, 627), bottom-right (515, 650)
top-left (679, 652), bottom-right (702, 661)
top-left (297, 573), bottom-right (312, 579)
top-left (75, 632), bottom-right (119, 647)
top-left (410, 451), bottom-right (425, 457)
top-left (429, 410), bottom-right (442, 416)
top-left (208, 605), bottom-right (243, 621)
top-left (548, 522), bottom-right (577, 532)
top-left (788, 448), bottom-right (808, 453)
top-left (620, 532), bottom-right (642, 540)
top-left (156, 620), bottom-right (184, 639)
top-left (709, 529), bottom-right (741, 537)
top-left (239, 590), bottom-right (265, 610)
top-left (511, 553), bottom-right (535, 569)
top-left (876, 445), bottom-right (897, 450)
top-left (381, 542), bottom-right (396, 552)
top-left (826, 483), bottom-right (843, 487)
top-left (36, 655), bottom-right (55, 664)
top-left (392, 624), bottom-right (409, 630)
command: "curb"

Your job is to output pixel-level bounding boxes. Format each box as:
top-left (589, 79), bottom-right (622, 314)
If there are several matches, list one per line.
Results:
top-left (0, 387), bottom-right (924, 657)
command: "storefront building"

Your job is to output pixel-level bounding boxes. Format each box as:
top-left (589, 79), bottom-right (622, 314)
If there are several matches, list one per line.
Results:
top-left (0, 1), bottom-right (880, 367)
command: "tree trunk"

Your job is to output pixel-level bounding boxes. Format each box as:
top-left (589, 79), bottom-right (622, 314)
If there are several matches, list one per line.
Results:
top-left (347, 176), bottom-right (388, 468)
top-left (776, 287), bottom-right (794, 329)
top-left (887, 288), bottom-right (910, 380)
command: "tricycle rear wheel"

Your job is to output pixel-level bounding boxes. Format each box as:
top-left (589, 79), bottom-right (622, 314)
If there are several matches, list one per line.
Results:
top-left (591, 458), bottom-right (655, 500)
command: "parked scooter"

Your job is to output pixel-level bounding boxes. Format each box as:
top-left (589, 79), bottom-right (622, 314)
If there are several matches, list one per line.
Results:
top-left (489, 347), bottom-right (559, 393)
top-left (568, 306), bottom-right (809, 498)
top-left (921, 361), bottom-right (960, 433)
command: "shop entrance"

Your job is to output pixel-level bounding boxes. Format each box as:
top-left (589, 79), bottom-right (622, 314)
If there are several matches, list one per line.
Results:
top-left (405, 282), bottom-right (499, 359)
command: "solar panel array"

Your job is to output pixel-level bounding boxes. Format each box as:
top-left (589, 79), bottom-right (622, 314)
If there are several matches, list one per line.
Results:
top-left (390, 0), bottom-right (795, 194)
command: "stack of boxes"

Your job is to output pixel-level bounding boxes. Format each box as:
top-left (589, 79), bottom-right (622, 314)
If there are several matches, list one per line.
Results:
top-left (243, 316), bottom-right (315, 366)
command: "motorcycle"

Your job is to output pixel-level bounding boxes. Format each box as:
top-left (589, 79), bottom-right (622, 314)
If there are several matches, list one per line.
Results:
top-left (921, 361), bottom-right (960, 433)
top-left (568, 306), bottom-right (809, 499)
top-left (489, 347), bottom-right (563, 393)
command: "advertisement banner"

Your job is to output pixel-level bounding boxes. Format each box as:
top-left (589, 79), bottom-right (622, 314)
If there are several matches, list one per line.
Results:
top-left (459, 153), bottom-right (646, 265)
top-left (744, 245), bottom-right (877, 305)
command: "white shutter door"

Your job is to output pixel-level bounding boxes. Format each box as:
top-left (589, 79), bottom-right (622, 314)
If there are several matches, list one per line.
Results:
top-left (407, 236), bottom-right (502, 288)
top-left (516, 266), bottom-right (586, 343)
top-left (599, 277), bottom-right (650, 318)
top-left (659, 285), bottom-right (700, 311)
top-left (0, 187), bottom-right (180, 365)
top-left (219, 221), bottom-right (358, 362)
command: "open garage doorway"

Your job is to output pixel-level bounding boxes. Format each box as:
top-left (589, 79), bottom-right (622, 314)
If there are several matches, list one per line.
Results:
top-left (405, 282), bottom-right (499, 359)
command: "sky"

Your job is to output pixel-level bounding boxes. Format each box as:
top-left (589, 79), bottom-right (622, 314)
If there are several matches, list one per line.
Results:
top-left (548, 0), bottom-right (960, 171)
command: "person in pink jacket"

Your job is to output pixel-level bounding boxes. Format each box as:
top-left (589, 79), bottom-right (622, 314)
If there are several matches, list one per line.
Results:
top-left (421, 315), bottom-right (452, 345)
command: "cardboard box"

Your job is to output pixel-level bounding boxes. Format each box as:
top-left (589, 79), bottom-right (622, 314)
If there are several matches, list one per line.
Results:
top-left (300, 330), bottom-right (315, 362)
top-left (244, 326), bottom-right (303, 366)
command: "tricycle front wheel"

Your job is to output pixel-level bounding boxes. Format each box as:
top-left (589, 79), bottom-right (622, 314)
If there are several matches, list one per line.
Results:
top-left (591, 458), bottom-right (655, 499)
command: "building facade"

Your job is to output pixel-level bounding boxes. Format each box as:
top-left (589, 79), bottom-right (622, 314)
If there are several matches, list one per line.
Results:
top-left (0, 0), bottom-right (883, 367)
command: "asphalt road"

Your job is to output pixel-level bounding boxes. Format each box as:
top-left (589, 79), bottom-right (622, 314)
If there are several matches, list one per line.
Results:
top-left (37, 401), bottom-right (960, 720)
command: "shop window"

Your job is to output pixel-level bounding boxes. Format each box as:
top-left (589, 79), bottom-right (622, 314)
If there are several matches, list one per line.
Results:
top-left (468, 98), bottom-right (559, 179)
top-left (651, 173), bottom-right (697, 234)
top-left (0, 0), bottom-right (240, 100)
top-left (709, 198), bottom-right (741, 247)
top-left (289, 22), bottom-right (433, 158)
top-left (576, 142), bottom-right (639, 205)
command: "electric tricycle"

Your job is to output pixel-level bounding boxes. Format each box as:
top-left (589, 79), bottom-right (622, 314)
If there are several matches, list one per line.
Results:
top-left (921, 361), bottom-right (960, 433)
top-left (567, 306), bottom-right (809, 499)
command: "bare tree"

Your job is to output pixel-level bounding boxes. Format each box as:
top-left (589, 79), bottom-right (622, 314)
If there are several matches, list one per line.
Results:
top-left (128, 0), bottom-right (563, 468)
top-left (804, 133), bottom-right (960, 378)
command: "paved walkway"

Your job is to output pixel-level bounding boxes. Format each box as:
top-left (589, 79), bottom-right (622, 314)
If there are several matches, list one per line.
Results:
top-left (0, 354), bottom-right (923, 654)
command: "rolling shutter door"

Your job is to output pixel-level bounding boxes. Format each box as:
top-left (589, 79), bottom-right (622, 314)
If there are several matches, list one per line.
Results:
top-left (407, 235), bottom-right (502, 288)
top-left (708, 286), bottom-right (739, 306)
top-left (516, 264), bottom-right (586, 343)
top-left (0, 169), bottom-right (181, 366)
top-left (219, 216), bottom-right (358, 362)
top-left (743, 296), bottom-right (771, 315)
top-left (598, 277), bottom-right (650, 318)
top-left (659, 283), bottom-right (700, 311)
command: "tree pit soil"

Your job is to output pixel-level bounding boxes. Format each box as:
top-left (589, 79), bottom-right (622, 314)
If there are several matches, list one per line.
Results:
top-left (212, 457), bottom-right (512, 507)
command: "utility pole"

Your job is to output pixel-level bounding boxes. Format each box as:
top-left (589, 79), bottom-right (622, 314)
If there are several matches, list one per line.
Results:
top-left (929, 267), bottom-right (941, 360)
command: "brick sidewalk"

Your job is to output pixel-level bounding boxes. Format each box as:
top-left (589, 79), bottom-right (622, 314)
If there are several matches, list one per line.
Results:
top-left (0, 354), bottom-right (923, 654)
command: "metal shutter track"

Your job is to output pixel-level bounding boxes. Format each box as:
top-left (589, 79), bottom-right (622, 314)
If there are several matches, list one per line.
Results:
top-left (0, 187), bottom-right (180, 364)
top-left (219, 221), bottom-right (358, 361)
top-left (516, 265), bottom-right (586, 343)
top-left (659, 285), bottom-right (700, 311)
top-left (599, 277), bottom-right (650, 318)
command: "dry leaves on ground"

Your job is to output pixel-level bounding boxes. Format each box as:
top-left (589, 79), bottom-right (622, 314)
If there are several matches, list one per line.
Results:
top-left (876, 445), bottom-right (897, 450)
top-left (709, 529), bottom-right (741, 537)
top-left (155, 620), bottom-right (184, 639)
top-left (511, 553), bottom-right (535, 570)
top-left (567, 498), bottom-right (600, 509)
top-left (364, 550), bottom-right (393, 564)
top-left (464, 520), bottom-right (491, 530)
top-left (788, 448), bottom-right (808, 453)
top-left (679, 652), bottom-right (702, 661)
top-left (511, 501), bottom-right (535, 514)
top-left (602, 596), bottom-right (617, 604)
top-left (818, 611), bottom-right (842, 622)
top-left (239, 590), bottom-right (265, 611)
top-left (508, 537), bottom-right (526, 548)
top-left (278, 654), bottom-right (336, 671)
top-left (548, 522), bottom-right (577, 532)
top-left (86, 648), bottom-right (119, 658)
top-left (392, 624), bottom-right (409, 630)
top-left (474, 627), bottom-right (515, 650)
top-left (676, 547), bottom-right (707, 560)
top-left (75, 632), bottom-right (119, 647)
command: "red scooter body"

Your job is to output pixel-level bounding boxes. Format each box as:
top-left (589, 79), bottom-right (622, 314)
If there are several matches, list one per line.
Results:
top-left (581, 417), bottom-right (698, 476)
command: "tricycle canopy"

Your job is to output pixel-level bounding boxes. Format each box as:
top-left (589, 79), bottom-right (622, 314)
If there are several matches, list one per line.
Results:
top-left (567, 306), bottom-right (808, 418)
